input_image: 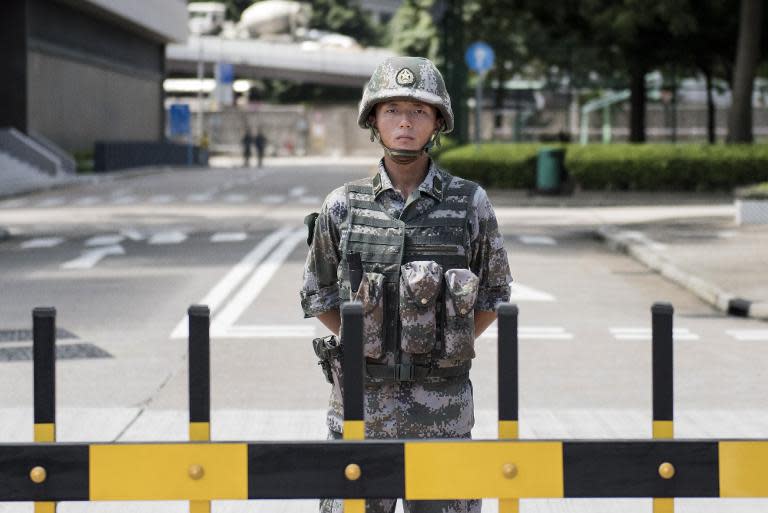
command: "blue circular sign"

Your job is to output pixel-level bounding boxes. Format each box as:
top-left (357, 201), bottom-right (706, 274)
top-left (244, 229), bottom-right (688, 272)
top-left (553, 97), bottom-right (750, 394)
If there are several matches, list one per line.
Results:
top-left (465, 42), bottom-right (495, 74)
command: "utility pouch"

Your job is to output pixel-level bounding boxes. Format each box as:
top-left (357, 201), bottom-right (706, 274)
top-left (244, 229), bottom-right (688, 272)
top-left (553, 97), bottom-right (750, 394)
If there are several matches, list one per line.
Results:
top-left (443, 268), bottom-right (480, 360)
top-left (358, 272), bottom-right (386, 359)
top-left (399, 260), bottom-right (443, 354)
top-left (312, 334), bottom-right (341, 384)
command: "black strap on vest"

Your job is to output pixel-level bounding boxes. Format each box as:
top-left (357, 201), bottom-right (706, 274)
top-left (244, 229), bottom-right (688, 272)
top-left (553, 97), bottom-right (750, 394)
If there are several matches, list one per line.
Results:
top-left (366, 361), bottom-right (471, 382)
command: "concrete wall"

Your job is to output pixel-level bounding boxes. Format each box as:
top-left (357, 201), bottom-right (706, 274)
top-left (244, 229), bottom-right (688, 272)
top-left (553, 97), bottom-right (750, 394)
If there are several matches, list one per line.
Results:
top-left (27, 51), bottom-right (163, 152)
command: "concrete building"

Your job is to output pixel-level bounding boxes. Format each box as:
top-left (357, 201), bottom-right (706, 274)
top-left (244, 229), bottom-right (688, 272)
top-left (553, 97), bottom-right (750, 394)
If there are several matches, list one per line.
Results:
top-left (0, 0), bottom-right (187, 153)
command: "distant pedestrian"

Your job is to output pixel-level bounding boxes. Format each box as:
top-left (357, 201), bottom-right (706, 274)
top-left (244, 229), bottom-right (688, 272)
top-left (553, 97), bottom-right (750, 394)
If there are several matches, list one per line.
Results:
top-left (242, 128), bottom-right (253, 167)
top-left (254, 129), bottom-right (267, 168)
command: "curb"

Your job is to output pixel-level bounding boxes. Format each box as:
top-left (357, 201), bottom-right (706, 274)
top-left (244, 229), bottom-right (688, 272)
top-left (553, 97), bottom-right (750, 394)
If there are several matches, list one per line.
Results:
top-left (595, 225), bottom-right (767, 321)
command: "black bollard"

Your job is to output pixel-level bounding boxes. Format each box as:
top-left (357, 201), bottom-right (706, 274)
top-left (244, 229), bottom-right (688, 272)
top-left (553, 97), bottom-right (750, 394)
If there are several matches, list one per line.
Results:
top-left (33, 307), bottom-right (57, 513)
top-left (497, 303), bottom-right (519, 439)
top-left (340, 302), bottom-right (364, 513)
top-left (188, 305), bottom-right (211, 442)
top-left (651, 302), bottom-right (674, 513)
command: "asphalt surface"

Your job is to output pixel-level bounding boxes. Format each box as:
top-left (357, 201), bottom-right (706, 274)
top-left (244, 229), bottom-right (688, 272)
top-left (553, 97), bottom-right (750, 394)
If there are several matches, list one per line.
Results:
top-left (0, 161), bottom-right (766, 513)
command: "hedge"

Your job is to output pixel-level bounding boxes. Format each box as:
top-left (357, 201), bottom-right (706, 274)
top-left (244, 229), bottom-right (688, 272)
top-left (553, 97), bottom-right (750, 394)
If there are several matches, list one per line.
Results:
top-left (436, 143), bottom-right (768, 191)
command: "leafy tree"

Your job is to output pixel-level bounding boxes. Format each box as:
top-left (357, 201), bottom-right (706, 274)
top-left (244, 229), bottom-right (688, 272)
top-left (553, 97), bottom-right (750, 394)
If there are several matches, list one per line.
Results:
top-left (389, 0), bottom-right (440, 62)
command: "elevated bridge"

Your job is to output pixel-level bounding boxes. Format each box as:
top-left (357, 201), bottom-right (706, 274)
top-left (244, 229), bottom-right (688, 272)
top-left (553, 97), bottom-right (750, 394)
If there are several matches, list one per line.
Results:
top-left (166, 36), bottom-right (396, 87)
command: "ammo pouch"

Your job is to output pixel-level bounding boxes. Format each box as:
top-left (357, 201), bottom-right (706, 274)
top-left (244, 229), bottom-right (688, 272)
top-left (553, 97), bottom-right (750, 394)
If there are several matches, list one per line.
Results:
top-left (443, 268), bottom-right (480, 360)
top-left (312, 335), bottom-right (341, 384)
top-left (399, 260), bottom-right (443, 354)
top-left (358, 272), bottom-right (386, 359)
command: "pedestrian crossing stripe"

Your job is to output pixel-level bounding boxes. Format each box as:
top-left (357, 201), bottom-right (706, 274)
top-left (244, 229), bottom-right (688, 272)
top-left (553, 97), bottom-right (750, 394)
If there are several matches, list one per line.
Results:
top-left (726, 330), bottom-right (768, 341)
top-left (610, 328), bottom-right (699, 340)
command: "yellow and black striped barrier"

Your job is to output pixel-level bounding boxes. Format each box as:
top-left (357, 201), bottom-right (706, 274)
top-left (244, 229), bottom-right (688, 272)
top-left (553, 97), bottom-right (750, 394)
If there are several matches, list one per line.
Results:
top-left (4, 301), bottom-right (766, 509)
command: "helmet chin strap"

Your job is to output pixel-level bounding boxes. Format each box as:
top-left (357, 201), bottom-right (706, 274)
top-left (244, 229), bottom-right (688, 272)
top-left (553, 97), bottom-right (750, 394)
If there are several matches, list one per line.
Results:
top-left (370, 127), bottom-right (442, 165)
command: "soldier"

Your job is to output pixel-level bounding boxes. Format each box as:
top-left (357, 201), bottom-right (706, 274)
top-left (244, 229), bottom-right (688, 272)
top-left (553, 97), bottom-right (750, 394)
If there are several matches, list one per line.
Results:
top-left (301, 56), bottom-right (512, 513)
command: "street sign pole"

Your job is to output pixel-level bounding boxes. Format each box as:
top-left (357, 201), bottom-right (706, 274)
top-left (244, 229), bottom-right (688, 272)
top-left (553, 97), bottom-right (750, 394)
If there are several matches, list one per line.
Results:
top-left (465, 42), bottom-right (495, 147)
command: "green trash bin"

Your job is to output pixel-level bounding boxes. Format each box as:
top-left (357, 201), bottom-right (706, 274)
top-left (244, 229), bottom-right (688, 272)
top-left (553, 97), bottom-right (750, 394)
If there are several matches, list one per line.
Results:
top-left (536, 147), bottom-right (566, 194)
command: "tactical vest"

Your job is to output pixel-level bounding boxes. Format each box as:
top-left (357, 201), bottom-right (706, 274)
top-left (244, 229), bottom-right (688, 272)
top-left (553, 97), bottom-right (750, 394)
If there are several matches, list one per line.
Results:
top-left (338, 171), bottom-right (480, 381)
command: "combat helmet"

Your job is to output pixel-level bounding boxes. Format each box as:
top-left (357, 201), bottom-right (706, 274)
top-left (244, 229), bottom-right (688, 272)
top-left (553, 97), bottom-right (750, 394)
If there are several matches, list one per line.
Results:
top-left (359, 56), bottom-right (453, 163)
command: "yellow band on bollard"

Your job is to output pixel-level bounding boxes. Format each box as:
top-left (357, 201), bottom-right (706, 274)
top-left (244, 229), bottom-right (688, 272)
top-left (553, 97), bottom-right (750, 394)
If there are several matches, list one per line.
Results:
top-left (499, 498), bottom-right (519, 513)
top-left (34, 502), bottom-right (55, 513)
top-left (653, 497), bottom-right (674, 513)
top-left (190, 500), bottom-right (211, 513)
top-left (498, 421), bottom-right (519, 440)
top-left (343, 421), bottom-right (365, 441)
top-left (653, 421), bottom-right (674, 439)
top-left (189, 422), bottom-right (211, 442)
top-left (34, 423), bottom-right (55, 443)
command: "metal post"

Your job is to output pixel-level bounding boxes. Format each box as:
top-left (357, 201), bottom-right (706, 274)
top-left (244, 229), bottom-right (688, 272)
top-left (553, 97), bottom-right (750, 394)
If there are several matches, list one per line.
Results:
top-left (188, 305), bottom-right (211, 513)
top-left (652, 302), bottom-right (674, 513)
top-left (33, 307), bottom-right (56, 513)
top-left (497, 303), bottom-right (519, 513)
top-left (196, 38), bottom-right (205, 143)
top-left (475, 73), bottom-right (484, 145)
top-left (602, 105), bottom-right (612, 144)
top-left (341, 302), bottom-right (364, 513)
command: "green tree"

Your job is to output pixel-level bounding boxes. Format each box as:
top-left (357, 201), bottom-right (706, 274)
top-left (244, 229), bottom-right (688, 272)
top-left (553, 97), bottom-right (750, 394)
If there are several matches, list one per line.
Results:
top-left (308, 0), bottom-right (383, 47)
top-left (389, 0), bottom-right (440, 62)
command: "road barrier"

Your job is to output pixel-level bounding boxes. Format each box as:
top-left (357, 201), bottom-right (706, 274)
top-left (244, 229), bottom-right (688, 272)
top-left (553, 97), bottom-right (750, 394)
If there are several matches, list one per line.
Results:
top-left (1, 303), bottom-right (766, 513)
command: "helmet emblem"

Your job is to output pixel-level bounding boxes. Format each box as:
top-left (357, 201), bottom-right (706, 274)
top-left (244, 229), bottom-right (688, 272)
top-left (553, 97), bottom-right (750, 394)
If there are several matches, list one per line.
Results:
top-left (396, 68), bottom-right (415, 86)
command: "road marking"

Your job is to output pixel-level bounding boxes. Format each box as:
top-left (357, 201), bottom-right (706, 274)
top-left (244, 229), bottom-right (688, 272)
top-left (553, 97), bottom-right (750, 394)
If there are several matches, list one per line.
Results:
top-left (186, 192), bottom-right (213, 202)
top-left (149, 194), bottom-right (174, 204)
top-left (615, 230), bottom-right (668, 251)
top-left (61, 244), bottom-right (124, 270)
top-left (212, 229), bottom-right (305, 337)
top-left (508, 283), bottom-right (555, 302)
top-left (519, 235), bottom-right (557, 246)
top-left (610, 327), bottom-right (699, 341)
top-left (289, 186), bottom-right (307, 197)
top-left (111, 195), bottom-right (138, 205)
top-left (480, 325), bottom-right (573, 340)
top-left (221, 325), bottom-right (317, 338)
top-left (223, 193), bottom-right (247, 203)
top-left (37, 197), bottom-right (66, 207)
top-left (74, 196), bottom-right (101, 206)
top-left (0, 198), bottom-right (28, 208)
top-left (85, 234), bottom-right (125, 246)
top-left (726, 330), bottom-right (768, 341)
top-left (120, 229), bottom-right (145, 241)
top-left (211, 232), bottom-right (248, 243)
top-left (20, 237), bottom-right (64, 249)
top-left (169, 227), bottom-right (294, 339)
top-left (262, 194), bottom-right (285, 204)
top-left (299, 196), bottom-right (321, 204)
top-left (148, 231), bottom-right (187, 245)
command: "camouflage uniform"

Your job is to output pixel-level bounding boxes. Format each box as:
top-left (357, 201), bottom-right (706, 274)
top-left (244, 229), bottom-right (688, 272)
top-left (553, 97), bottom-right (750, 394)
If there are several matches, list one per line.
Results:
top-left (300, 56), bottom-right (511, 513)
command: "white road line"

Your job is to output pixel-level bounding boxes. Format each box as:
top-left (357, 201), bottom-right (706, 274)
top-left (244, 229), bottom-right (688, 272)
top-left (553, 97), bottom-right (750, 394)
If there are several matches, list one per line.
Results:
top-left (508, 283), bottom-right (555, 302)
top-left (111, 195), bottom-right (137, 205)
top-left (85, 234), bottom-right (125, 247)
top-left (518, 235), bottom-right (557, 246)
top-left (616, 230), bottom-right (668, 251)
top-left (223, 194), bottom-right (247, 203)
top-left (480, 325), bottom-right (573, 340)
top-left (211, 229), bottom-right (305, 336)
top-left (120, 229), bottom-right (145, 241)
top-left (610, 327), bottom-right (699, 341)
top-left (74, 196), bottom-right (101, 206)
top-left (726, 330), bottom-right (768, 341)
top-left (20, 237), bottom-right (64, 249)
top-left (211, 232), bottom-right (248, 243)
top-left (148, 231), bottom-right (187, 245)
top-left (149, 194), bottom-right (174, 204)
top-left (169, 227), bottom-right (294, 339)
top-left (289, 186), bottom-right (307, 197)
top-left (299, 196), bottom-right (321, 204)
top-left (61, 244), bottom-right (124, 270)
top-left (0, 198), bottom-right (28, 208)
top-left (221, 325), bottom-right (317, 338)
top-left (186, 193), bottom-right (213, 202)
top-left (37, 197), bottom-right (66, 207)
top-left (262, 194), bottom-right (285, 204)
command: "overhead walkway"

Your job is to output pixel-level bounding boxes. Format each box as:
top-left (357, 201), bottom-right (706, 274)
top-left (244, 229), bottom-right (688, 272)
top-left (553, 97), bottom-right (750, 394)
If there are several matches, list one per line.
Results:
top-left (166, 35), bottom-right (397, 86)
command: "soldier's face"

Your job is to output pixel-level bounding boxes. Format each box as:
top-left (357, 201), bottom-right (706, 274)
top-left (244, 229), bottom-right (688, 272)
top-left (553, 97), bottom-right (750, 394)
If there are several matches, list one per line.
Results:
top-left (372, 101), bottom-right (441, 152)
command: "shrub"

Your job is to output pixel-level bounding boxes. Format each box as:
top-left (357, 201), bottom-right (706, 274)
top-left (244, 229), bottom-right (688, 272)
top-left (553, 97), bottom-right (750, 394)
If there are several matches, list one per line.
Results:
top-left (436, 143), bottom-right (768, 191)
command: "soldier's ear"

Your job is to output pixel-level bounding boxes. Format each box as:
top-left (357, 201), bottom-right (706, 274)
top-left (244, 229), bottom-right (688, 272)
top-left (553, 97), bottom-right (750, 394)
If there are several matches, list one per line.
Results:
top-left (368, 114), bottom-right (377, 129)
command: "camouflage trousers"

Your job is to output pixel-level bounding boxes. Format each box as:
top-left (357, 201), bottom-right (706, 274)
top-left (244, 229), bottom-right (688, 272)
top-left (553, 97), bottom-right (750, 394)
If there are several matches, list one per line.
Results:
top-left (320, 376), bottom-right (480, 513)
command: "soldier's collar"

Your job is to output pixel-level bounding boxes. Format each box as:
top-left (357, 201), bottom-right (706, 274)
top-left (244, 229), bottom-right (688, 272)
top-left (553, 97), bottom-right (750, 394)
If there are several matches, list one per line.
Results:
top-left (374, 159), bottom-right (443, 202)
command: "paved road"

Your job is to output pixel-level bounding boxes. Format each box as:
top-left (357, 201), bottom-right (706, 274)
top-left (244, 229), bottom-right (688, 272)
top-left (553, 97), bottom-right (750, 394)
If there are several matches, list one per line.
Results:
top-left (1, 163), bottom-right (766, 513)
